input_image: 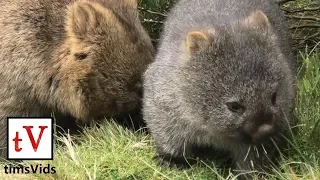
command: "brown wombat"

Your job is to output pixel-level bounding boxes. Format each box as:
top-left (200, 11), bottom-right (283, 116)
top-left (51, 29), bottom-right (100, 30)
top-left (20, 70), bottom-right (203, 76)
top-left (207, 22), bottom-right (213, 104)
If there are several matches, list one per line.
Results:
top-left (143, 0), bottom-right (296, 178)
top-left (0, 0), bottom-right (154, 159)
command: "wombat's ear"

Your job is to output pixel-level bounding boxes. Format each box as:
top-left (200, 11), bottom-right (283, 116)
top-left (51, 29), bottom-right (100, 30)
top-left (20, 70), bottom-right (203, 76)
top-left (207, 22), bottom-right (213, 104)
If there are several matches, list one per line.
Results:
top-left (185, 31), bottom-right (212, 54)
top-left (242, 10), bottom-right (270, 31)
top-left (66, 2), bottom-right (109, 39)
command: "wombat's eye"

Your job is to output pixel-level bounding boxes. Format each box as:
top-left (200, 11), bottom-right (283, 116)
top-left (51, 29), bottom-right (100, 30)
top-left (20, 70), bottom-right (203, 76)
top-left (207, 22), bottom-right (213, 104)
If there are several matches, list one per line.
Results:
top-left (74, 53), bottom-right (88, 60)
top-left (271, 92), bottom-right (277, 105)
top-left (226, 102), bottom-right (245, 114)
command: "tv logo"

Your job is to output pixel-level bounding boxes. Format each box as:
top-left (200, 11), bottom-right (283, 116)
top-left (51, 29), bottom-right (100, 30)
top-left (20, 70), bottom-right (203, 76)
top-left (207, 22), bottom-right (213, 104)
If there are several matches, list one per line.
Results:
top-left (7, 117), bottom-right (53, 160)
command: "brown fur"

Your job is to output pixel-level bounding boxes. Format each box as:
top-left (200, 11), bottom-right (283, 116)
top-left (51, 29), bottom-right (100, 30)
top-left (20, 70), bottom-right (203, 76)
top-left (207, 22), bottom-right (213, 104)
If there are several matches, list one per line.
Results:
top-left (0, 0), bottom-right (154, 159)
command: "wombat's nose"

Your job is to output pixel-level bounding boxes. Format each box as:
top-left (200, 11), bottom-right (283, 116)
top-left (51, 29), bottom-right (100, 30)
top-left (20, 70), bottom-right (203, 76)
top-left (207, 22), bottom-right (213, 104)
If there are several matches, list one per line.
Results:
top-left (242, 110), bottom-right (275, 144)
top-left (251, 124), bottom-right (274, 143)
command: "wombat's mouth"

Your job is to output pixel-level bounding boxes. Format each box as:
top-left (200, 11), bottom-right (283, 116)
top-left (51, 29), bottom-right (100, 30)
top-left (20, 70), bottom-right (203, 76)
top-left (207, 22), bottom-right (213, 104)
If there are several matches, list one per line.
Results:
top-left (227, 127), bottom-right (276, 145)
top-left (237, 130), bottom-right (276, 145)
top-left (234, 132), bottom-right (254, 144)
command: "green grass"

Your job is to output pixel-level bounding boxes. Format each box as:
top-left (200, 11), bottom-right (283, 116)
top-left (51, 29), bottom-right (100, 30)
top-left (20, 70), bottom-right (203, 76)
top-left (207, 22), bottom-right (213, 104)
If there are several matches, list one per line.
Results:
top-left (1, 0), bottom-right (319, 179)
top-left (1, 50), bottom-right (317, 180)
top-left (138, 0), bottom-right (177, 45)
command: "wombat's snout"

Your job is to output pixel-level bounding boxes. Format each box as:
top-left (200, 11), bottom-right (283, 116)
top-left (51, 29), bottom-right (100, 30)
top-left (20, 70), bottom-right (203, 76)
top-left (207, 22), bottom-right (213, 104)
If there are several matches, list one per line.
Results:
top-left (242, 110), bottom-right (275, 144)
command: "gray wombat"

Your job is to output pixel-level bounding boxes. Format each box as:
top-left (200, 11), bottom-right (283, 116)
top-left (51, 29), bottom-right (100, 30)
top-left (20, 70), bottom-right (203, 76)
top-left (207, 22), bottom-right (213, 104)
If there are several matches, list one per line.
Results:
top-left (0, 0), bottom-right (154, 159)
top-left (143, 0), bottom-right (296, 176)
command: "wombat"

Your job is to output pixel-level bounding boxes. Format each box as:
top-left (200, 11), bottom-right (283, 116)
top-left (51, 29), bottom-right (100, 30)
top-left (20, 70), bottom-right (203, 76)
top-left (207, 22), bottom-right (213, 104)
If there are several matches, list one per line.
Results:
top-left (143, 0), bottom-right (296, 177)
top-left (0, 0), bottom-right (154, 159)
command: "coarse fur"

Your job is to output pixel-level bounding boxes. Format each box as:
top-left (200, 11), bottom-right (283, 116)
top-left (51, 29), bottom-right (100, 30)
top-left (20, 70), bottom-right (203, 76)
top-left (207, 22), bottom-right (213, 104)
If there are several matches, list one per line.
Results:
top-left (143, 0), bottom-right (296, 178)
top-left (0, 0), bottom-right (154, 159)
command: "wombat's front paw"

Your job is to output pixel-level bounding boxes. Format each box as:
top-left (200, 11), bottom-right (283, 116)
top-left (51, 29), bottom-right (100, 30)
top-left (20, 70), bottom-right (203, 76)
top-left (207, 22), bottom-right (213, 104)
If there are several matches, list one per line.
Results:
top-left (153, 152), bottom-right (195, 169)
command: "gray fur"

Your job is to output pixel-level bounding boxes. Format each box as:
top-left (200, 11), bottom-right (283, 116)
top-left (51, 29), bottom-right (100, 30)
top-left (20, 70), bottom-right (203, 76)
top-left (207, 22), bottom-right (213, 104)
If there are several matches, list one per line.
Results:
top-left (143, 0), bottom-right (296, 176)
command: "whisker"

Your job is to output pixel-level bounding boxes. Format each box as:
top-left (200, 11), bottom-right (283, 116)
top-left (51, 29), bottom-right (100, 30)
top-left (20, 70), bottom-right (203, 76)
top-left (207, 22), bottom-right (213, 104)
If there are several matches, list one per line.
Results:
top-left (250, 160), bottom-right (254, 169)
top-left (244, 145), bottom-right (251, 161)
top-left (270, 137), bottom-right (281, 153)
top-left (261, 144), bottom-right (268, 155)
top-left (254, 145), bottom-right (260, 158)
